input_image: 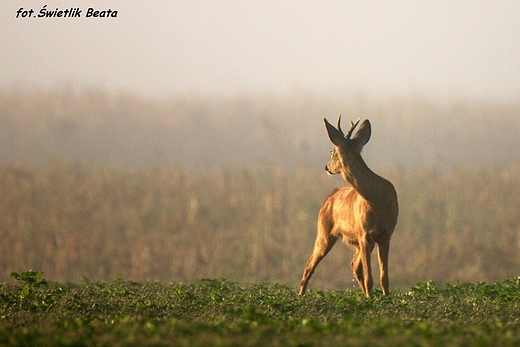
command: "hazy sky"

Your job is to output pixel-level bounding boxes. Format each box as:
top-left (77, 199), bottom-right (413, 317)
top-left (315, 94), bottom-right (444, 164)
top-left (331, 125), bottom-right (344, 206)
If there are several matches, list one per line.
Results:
top-left (1, 1), bottom-right (519, 100)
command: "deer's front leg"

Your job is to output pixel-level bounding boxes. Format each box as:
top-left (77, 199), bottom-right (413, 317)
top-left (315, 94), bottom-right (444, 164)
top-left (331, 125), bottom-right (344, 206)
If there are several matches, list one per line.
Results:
top-left (350, 247), bottom-right (365, 294)
top-left (376, 240), bottom-right (390, 295)
top-left (358, 237), bottom-right (375, 297)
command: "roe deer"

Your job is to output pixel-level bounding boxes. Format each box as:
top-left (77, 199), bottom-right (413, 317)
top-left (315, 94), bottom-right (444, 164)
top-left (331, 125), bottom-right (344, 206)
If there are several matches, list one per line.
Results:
top-left (299, 115), bottom-right (398, 297)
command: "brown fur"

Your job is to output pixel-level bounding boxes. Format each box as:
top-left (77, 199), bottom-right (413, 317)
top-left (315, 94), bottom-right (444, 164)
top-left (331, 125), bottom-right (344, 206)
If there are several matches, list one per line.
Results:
top-left (299, 115), bottom-right (398, 297)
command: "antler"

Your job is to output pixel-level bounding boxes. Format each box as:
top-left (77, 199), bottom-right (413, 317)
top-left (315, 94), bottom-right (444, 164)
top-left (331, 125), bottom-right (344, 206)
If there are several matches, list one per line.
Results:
top-left (335, 114), bottom-right (361, 139)
top-left (345, 118), bottom-right (361, 139)
top-left (336, 114), bottom-right (345, 137)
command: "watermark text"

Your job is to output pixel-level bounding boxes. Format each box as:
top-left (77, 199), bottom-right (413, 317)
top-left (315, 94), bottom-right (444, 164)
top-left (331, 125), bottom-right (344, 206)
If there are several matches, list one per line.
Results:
top-left (16, 5), bottom-right (118, 18)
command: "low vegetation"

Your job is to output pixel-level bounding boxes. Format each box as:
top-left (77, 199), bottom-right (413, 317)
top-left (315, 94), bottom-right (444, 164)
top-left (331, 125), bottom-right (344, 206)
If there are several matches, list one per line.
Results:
top-left (1, 271), bottom-right (520, 346)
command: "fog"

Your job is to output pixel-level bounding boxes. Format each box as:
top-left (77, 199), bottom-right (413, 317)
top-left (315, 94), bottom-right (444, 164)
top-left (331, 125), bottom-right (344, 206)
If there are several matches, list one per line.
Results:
top-left (1, 1), bottom-right (519, 100)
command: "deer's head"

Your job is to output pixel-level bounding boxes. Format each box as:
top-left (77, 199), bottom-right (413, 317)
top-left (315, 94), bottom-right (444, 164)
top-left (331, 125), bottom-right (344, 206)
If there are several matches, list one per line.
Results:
top-left (324, 115), bottom-right (371, 175)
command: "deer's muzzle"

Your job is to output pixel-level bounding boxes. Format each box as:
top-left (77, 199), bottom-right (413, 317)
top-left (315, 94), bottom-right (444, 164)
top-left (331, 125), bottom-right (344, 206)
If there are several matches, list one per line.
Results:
top-left (325, 165), bottom-right (333, 175)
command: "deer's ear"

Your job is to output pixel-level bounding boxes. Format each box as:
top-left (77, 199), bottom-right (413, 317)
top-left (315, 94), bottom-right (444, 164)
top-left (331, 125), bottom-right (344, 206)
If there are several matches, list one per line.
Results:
top-left (324, 118), bottom-right (344, 146)
top-left (352, 119), bottom-right (371, 149)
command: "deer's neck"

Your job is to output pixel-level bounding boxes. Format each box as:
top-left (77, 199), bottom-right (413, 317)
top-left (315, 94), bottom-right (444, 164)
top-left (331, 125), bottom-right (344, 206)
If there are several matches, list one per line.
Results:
top-left (339, 152), bottom-right (394, 205)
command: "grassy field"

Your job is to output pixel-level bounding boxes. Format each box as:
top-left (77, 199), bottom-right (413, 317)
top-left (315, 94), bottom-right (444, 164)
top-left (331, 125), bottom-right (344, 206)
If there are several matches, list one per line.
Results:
top-left (1, 88), bottom-right (520, 345)
top-left (1, 271), bottom-right (520, 346)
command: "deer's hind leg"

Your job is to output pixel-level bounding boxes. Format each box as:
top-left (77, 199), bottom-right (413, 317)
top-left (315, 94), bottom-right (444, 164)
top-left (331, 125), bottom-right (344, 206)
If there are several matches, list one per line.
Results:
top-left (299, 230), bottom-right (338, 295)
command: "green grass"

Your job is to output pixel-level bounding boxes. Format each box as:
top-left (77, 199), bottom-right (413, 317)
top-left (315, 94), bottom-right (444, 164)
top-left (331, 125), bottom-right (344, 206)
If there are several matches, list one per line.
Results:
top-left (2, 271), bottom-right (520, 346)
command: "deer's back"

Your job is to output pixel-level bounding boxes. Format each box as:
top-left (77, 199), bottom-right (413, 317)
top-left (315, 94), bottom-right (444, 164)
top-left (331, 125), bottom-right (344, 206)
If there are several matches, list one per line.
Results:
top-left (319, 185), bottom-right (397, 243)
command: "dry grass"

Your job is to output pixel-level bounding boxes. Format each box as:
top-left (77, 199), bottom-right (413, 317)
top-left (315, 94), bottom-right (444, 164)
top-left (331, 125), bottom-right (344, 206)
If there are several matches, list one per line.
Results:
top-left (1, 162), bottom-right (519, 289)
top-left (1, 86), bottom-right (519, 289)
